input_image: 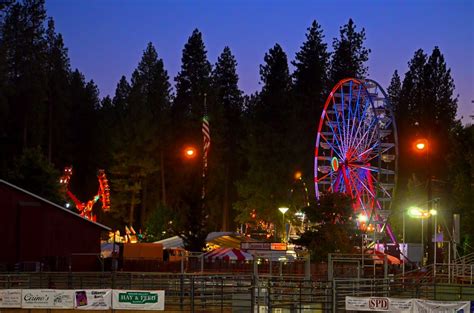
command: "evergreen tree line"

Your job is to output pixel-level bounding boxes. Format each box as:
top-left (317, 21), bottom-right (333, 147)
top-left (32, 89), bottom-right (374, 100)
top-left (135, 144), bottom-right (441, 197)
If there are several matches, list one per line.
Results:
top-left (387, 50), bottom-right (473, 255)
top-left (1, 0), bottom-right (470, 253)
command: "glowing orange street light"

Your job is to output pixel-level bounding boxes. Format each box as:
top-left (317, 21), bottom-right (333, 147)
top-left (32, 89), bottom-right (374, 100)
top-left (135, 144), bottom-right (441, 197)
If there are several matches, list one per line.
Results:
top-left (414, 138), bottom-right (428, 152)
top-left (294, 171), bottom-right (302, 180)
top-left (184, 146), bottom-right (197, 159)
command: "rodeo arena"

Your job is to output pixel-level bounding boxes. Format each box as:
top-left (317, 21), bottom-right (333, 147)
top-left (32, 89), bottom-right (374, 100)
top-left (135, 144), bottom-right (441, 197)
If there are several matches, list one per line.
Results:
top-left (1, 79), bottom-right (473, 312)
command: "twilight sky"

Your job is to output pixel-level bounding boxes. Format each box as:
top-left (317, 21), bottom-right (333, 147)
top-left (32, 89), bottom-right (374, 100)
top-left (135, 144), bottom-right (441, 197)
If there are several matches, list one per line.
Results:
top-left (46, 0), bottom-right (473, 124)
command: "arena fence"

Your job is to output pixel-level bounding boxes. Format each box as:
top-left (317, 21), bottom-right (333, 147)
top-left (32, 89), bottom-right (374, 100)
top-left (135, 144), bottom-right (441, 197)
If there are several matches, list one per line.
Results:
top-left (1, 272), bottom-right (473, 312)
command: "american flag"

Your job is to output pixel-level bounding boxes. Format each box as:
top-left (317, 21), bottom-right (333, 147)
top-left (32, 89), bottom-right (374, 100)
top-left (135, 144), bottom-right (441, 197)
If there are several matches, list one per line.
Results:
top-left (202, 115), bottom-right (210, 170)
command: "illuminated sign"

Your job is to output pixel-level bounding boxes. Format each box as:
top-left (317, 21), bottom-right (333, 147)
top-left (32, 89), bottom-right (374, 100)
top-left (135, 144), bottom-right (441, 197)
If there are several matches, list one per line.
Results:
top-left (270, 243), bottom-right (287, 251)
top-left (241, 242), bottom-right (287, 251)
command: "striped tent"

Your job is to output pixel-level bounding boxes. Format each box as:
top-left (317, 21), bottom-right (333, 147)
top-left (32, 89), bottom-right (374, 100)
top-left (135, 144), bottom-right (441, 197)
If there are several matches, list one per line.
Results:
top-left (204, 248), bottom-right (254, 262)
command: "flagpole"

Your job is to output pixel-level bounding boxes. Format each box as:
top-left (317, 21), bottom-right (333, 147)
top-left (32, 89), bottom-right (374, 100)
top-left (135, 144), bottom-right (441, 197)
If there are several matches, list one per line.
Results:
top-left (202, 93), bottom-right (209, 208)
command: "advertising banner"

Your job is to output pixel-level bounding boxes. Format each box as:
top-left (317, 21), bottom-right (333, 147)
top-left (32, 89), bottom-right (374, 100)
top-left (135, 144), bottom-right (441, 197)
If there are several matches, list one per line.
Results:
top-left (345, 296), bottom-right (412, 312)
top-left (0, 289), bottom-right (22, 308)
top-left (413, 299), bottom-right (470, 312)
top-left (21, 289), bottom-right (74, 309)
top-left (74, 289), bottom-right (112, 310)
top-left (112, 290), bottom-right (165, 310)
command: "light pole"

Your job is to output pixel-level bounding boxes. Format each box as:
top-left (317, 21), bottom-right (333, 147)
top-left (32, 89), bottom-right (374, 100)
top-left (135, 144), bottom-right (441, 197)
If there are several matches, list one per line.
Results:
top-left (402, 210), bottom-right (405, 276)
top-left (431, 207), bottom-right (438, 274)
top-left (278, 207), bottom-right (289, 243)
top-left (413, 136), bottom-right (433, 263)
top-left (407, 206), bottom-right (436, 266)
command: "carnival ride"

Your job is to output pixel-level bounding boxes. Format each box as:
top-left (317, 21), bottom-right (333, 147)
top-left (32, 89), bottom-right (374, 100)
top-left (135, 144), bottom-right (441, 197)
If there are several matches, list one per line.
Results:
top-left (314, 78), bottom-right (398, 243)
top-left (60, 166), bottom-right (111, 221)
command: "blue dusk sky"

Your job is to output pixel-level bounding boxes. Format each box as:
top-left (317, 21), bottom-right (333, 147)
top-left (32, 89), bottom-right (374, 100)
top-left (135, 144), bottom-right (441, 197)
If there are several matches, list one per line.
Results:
top-left (46, 0), bottom-right (473, 124)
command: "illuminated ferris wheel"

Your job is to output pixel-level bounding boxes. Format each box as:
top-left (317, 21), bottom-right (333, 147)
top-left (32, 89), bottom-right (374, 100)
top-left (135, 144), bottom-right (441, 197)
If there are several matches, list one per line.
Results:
top-left (314, 78), bottom-right (398, 242)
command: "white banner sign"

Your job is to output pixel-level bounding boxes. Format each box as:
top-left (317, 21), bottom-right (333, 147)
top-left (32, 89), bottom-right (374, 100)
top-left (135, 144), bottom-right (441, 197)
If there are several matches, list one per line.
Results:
top-left (346, 296), bottom-right (412, 312)
top-left (413, 299), bottom-right (470, 312)
top-left (112, 290), bottom-right (165, 310)
top-left (74, 289), bottom-right (112, 310)
top-left (22, 289), bottom-right (74, 309)
top-left (0, 289), bottom-right (22, 308)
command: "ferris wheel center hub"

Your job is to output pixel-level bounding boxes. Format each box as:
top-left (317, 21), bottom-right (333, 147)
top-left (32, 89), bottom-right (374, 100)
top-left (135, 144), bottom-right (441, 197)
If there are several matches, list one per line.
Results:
top-left (331, 157), bottom-right (339, 171)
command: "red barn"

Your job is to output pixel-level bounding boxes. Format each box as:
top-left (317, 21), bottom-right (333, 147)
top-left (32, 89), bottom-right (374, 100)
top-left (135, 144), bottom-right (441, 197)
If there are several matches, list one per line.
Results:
top-left (0, 179), bottom-right (110, 271)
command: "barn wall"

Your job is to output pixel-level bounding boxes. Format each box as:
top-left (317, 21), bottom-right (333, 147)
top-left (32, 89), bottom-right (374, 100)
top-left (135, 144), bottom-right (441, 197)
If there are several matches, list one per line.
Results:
top-left (0, 183), bottom-right (106, 271)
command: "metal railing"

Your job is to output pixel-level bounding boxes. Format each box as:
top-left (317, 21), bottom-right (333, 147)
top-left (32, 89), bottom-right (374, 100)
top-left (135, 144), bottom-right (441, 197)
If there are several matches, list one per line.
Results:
top-left (0, 272), bottom-right (332, 312)
top-left (1, 272), bottom-right (473, 312)
top-left (333, 277), bottom-right (474, 312)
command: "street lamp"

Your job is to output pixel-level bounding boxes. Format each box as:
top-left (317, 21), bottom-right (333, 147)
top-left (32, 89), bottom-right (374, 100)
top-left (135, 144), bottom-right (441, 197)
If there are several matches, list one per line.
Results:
top-left (357, 213), bottom-right (369, 223)
top-left (183, 146), bottom-right (197, 159)
top-left (278, 207), bottom-right (289, 243)
top-left (414, 138), bottom-right (428, 152)
top-left (406, 206), bottom-right (436, 266)
top-left (413, 135), bottom-right (435, 263)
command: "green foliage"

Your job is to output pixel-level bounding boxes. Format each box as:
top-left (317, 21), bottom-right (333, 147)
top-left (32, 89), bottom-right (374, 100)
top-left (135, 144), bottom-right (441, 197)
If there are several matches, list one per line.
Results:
top-left (447, 124), bottom-right (474, 255)
top-left (329, 18), bottom-right (370, 84)
top-left (1, 5), bottom-right (470, 260)
top-left (391, 46), bottom-right (462, 251)
top-left (7, 147), bottom-right (63, 204)
top-left (208, 46), bottom-right (244, 230)
top-left (293, 193), bottom-right (358, 261)
top-left (291, 20), bottom-right (330, 197)
top-left (45, 17), bottom-right (71, 166)
top-left (387, 70), bottom-right (401, 111)
top-left (109, 42), bottom-right (171, 228)
top-left (235, 43), bottom-right (293, 225)
top-left (170, 29), bottom-right (212, 251)
top-left (2, 0), bottom-right (48, 151)
top-left (395, 46), bottom-right (458, 187)
top-left (292, 20), bottom-right (330, 101)
top-left (143, 204), bottom-right (174, 242)
top-left (173, 28), bottom-right (211, 122)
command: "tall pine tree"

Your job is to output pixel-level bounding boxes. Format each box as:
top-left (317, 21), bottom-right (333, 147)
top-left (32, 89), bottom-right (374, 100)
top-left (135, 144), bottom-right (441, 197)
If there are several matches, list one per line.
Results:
top-left (171, 29), bottom-right (212, 251)
top-left (45, 18), bottom-right (71, 166)
top-left (210, 46), bottom-right (244, 231)
top-left (394, 47), bottom-right (459, 256)
top-left (387, 70), bottom-right (401, 112)
top-left (67, 70), bottom-right (101, 201)
top-left (235, 43), bottom-right (294, 236)
top-left (329, 18), bottom-right (370, 85)
top-left (110, 42), bottom-right (171, 228)
top-left (2, 0), bottom-right (48, 152)
top-left (291, 20), bottom-right (330, 196)
top-left (173, 28), bottom-right (211, 123)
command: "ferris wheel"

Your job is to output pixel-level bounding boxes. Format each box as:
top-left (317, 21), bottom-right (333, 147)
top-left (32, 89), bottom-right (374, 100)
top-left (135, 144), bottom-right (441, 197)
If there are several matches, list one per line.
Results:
top-left (314, 78), bottom-right (398, 242)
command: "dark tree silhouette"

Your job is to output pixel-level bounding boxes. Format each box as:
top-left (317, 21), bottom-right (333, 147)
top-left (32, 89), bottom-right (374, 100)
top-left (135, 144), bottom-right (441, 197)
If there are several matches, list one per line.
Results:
top-left (210, 46), bottom-right (244, 231)
top-left (235, 43), bottom-right (294, 227)
top-left (293, 193), bottom-right (358, 261)
top-left (291, 20), bottom-right (330, 195)
top-left (329, 18), bottom-right (370, 85)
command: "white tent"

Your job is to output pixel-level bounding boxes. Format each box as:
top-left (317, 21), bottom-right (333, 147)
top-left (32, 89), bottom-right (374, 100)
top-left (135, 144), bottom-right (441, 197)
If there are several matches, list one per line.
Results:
top-left (204, 247), bottom-right (253, 261)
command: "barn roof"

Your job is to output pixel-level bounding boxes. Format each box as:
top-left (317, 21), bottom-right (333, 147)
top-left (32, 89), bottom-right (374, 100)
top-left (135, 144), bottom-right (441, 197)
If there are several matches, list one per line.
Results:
top-left (0, 179), bottom-right (110, 231)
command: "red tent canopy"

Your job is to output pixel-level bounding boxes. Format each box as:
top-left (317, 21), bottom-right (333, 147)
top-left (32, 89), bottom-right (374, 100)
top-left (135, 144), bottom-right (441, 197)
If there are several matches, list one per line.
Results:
top-left (204, 248), bottom-right (254, 261)
top-left (371, 250), bottom-right (402, 264)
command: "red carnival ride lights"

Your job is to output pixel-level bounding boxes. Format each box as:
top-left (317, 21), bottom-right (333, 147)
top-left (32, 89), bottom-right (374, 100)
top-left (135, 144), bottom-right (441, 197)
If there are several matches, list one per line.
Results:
top-left (60, 166), bottom-right (111, 221)
top-left (314, 78), bottom-right (398, 243)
